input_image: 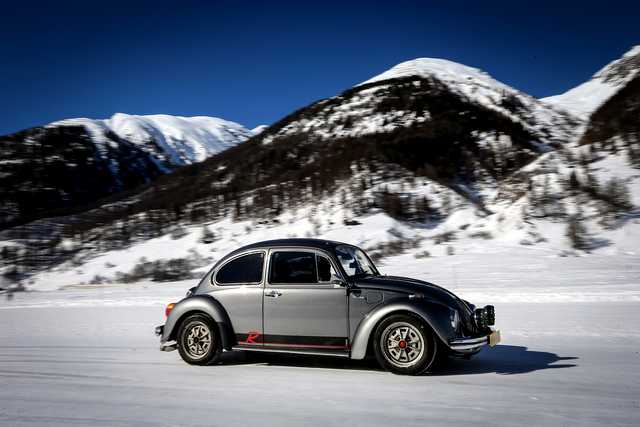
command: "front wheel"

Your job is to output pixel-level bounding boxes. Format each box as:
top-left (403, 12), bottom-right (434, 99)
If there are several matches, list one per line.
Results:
top-left (177, 314), bottom-right (221, 365)
top-left (373, 314), bottom-right (437, 375)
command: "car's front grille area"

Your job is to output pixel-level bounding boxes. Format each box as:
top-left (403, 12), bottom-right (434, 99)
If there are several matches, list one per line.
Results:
top-left (473, 305), bottom-right (495, 331)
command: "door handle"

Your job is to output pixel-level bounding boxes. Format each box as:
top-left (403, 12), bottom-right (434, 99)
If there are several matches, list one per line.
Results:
top-left (265, 290), bottom-right (282, 298)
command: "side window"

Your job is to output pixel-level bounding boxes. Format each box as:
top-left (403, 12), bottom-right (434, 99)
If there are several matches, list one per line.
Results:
top-left (216, 253), bottom-right (264, 285)
top-left (270, 251), bottom-right (317, 284)
top-left (317, 255), bottom-right (339, 282)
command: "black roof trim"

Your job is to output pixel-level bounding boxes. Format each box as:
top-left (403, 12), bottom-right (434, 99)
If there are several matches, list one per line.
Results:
top-left (219, 238), bottom-right (356, 263)
top-left (236, 238), bottom-right (349, 252)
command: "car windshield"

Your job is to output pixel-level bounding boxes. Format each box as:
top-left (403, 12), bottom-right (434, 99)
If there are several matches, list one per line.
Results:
top-left (334, 245), bottom-right (378, 279)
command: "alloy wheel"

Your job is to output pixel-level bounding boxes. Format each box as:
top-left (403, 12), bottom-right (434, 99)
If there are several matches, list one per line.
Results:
top-left (381, 322), bottom-right (425, 367)
top-left (185, 321), bottom-right (212, 358)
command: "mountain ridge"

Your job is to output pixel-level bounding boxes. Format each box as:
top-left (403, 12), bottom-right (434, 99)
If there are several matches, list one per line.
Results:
top-left (48, 112), bottom-right (252, 168)
top-left (542, 45), bottom-right (640, 117)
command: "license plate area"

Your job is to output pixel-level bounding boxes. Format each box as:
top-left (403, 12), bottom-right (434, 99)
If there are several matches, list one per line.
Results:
top-left (489, 329), bottom-right (501, 347)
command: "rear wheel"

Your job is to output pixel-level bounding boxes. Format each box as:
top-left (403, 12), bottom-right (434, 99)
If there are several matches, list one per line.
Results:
top-left (373, 314), bottom-right (437, 375)
top-left (177, 314), bottom-right (221, 365)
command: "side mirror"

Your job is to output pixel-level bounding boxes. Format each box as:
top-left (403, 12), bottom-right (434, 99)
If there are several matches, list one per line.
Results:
top-left (330, 278), bottom-right (347, 287)
top-left (186, 286), bottom-right (196, 297)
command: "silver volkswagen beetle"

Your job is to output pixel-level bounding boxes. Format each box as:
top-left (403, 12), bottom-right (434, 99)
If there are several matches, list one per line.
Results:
top-left (155, 238), bottom-right (500, 375)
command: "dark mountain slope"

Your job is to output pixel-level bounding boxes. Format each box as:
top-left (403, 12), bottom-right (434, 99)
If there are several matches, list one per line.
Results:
top-left (0, 125), bottom-right (163, 228)
top-left (580, 75), bottom-right (640, 150)
top-left (0, 114), bottom-right (251, 229)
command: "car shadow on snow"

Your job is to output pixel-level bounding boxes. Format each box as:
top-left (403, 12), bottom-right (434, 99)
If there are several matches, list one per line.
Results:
top-left (434, 345), bottom-right (578, 376)
top-left (218, 351), bottom-right (384, 372)
top-left (217, 345), bottom-right (577, 375)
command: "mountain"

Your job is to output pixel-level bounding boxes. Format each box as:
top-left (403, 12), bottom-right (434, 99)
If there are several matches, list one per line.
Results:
top-left (49, 113), bottom-right (252, 169)
top-left (262, 58), bottom-right (580, 147)
top-left (358, 58), bottom-right (580, 143)
top-left (0, 114), bottom-right (251, 228)
top-left (3, 54), bottom-right (638, 289)
top-left (252, 57), bottom-right (581, 208)
top-left (542, 46), bottom-right (640, 118)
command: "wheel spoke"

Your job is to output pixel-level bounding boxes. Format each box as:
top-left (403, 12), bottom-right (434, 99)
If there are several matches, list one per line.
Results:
top-left (184, 322), bottom-right (213, 358)
top-left (382, 322), bottom-right (425, 366)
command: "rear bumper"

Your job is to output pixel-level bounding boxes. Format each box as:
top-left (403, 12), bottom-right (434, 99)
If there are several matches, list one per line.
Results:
top-left (449, 329), bottom-right (501, 352)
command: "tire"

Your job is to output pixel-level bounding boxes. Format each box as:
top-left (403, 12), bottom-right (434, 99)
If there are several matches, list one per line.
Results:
top-left (373, 314), bottom-right (437, 375)
top-left (177, 314), bottom-right (221, 365)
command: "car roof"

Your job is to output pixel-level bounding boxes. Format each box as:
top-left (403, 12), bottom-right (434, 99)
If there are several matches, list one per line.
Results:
top-left (234, 238), bottom-right (351, 253)
top-left (210, 238), bottom-right (374, 277)
top-left (220, 238), bottom-right (357, 262)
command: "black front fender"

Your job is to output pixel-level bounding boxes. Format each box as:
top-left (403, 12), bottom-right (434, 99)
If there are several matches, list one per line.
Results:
top-left (350, 297), bottom-right (456, 360)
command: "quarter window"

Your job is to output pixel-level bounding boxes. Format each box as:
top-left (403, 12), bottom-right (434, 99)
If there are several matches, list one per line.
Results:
top-left (216, 252), bottom-right (264, 285)
top-left (317, 255), bottom-right (338, 282)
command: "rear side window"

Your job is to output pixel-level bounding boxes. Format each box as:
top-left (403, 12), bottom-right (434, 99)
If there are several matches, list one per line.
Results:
top-left (216, 253), bottom-right (264, 285)
top-left (269, 251), bottom-right (317, 283)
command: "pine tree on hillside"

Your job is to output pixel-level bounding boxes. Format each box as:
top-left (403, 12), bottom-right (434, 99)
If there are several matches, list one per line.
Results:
top-left (199, 226), bottom-right (216, 244)
top-left (440, 191), bottom-right (452, 216)
top-left (604, 177), bottom-right (633, 211)
top-left (415, 195), bottom-right (438, 222)
top-left (568, 170), bottom-right (580, 193)
top-left (627, 143), bottom-right (640, 169)
top-left (233, 199), bottom-right (243, 221)
top-left (566, 215), bottom-right (589, 250)
top-left (585, 173), bottom-right (600, 195)
top-left (579, 150), bottom-right (591, 169)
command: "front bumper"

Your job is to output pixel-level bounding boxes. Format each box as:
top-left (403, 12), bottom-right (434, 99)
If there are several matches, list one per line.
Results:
top-left (449, 329), bottom-right (501, 352)
top-left (155, 325), bottom-right (177, 352)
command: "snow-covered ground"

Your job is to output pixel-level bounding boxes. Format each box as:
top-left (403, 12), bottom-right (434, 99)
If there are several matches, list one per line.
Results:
top-left (1, 251), bottom-right (639, 426)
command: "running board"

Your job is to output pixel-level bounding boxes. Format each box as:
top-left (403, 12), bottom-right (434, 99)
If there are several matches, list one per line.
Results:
top-left (231, 346), bottom-right (350, 358)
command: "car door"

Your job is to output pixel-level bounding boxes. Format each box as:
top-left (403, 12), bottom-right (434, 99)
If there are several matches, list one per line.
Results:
top-left (263, 248), bottom-right (349, 352)
top-left (211, 250), bottom-right (265, 347)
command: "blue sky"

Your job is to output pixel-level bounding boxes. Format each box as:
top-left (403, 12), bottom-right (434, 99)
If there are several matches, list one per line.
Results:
top-left (1, 0), bottom-right (638, 135)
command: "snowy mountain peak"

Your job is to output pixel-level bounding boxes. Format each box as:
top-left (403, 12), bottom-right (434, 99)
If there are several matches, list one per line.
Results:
top-left (359, 58), bottom-right (503, 89)
top-left (251, 125), bottom-right (269, 135)
top-left (352, 57), bottom-right (581, 146)
top-left (542, 46), bottom-right (640, 118)
top-left (49, 113), bottom-right (252, 167)
top-left (594, 45), bottom-right (640, 85)
top-left (103, 113), bottom-right (251, 164)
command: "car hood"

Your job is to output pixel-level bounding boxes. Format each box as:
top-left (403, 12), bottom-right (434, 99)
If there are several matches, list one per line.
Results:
top-left (354, 275), bottom-right (467, 311)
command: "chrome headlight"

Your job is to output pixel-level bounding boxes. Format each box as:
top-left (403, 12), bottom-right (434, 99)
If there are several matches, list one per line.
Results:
top-left (450, 309), bottom-right (460, 329)
top-left (474, 305), bottom-right (496, 329)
